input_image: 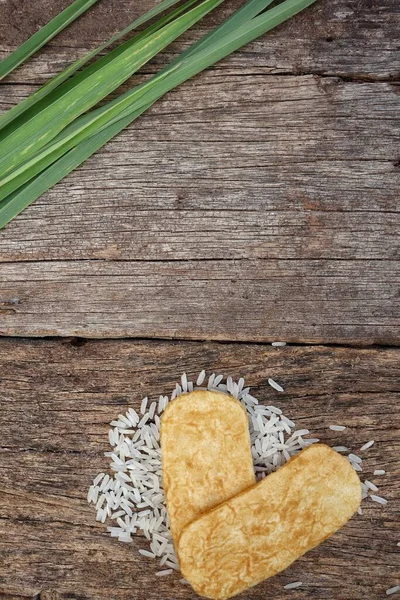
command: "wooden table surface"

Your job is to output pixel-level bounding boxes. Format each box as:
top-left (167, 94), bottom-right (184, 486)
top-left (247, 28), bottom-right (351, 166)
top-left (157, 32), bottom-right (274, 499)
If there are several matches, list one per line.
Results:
top-left (0, 1), bottom-right (399, 599)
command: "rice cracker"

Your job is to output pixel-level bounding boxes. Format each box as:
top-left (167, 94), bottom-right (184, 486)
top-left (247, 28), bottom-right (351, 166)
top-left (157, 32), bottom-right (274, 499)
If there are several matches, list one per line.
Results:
top-left (161, 390), bottom-right (255, 543)
top-left (178, 444), bottom-right (361, 599)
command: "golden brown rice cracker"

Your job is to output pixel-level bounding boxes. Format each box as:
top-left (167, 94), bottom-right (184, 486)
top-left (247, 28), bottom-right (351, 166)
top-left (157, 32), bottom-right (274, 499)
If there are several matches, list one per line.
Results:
top-left (161, 390), bottom-right (256, 543)
top-left (178, 444), bottom-right (361, 600)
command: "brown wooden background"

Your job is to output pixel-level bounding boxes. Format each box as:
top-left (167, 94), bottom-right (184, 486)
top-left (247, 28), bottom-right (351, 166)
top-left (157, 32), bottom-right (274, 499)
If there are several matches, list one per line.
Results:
top-left (0, 0), bottom-right (399, 599)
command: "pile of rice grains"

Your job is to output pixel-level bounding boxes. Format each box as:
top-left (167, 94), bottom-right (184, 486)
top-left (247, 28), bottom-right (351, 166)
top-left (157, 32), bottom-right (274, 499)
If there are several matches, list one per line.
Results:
top-left (88, 360), bottom-right (396, 596)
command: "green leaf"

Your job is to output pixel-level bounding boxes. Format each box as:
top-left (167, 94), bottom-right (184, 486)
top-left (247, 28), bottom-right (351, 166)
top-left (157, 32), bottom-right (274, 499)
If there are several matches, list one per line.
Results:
top-left (0, 0), bottom-right (187, 133)
top-left (0, 0), bottom-right (293, 201)
top-left (0, 69), bottom-right (177, 202)
top-left (0, 0), bottom-right (318, 228)
top-left (45, 0), bottom-right (317, 152)
top-left (0, 0), bottom-right (101, 80)
top-left (0, 103), bottom-right (153, 229)
top-left (54, 0), bottom-right (317, 154)
top-left (0, 0), bottom-right (225, 178)
top-left (132, 0), bottom-right (319, 109)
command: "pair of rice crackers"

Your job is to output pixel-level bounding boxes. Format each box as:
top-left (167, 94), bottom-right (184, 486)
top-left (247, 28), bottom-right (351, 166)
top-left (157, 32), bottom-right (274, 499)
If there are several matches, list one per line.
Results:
top-left (161, 390), bottom-right (361, 599)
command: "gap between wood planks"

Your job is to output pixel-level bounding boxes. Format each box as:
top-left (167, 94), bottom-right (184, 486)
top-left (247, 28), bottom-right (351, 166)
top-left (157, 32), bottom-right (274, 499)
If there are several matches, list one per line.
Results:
top-left (1, 70), bottom-right (398, 85)
top-left (1, 335), bottom-right (399, 349)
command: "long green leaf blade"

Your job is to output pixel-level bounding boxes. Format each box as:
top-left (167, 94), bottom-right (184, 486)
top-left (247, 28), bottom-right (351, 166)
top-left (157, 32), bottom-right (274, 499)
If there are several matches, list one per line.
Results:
top-left (49, 0), bottom-right (317, 156)
top-left (170, 0), bottom-right (276, 61)
top-left (0, 104), bottom-right (153, 229)
top-left (0, 0), bottom-right (199, 147)
top-left (0, 0), bottom-right (318, 228)
top-left (0, 0), bottom-right (278, 199)
top-left (129, 0), bottom-right (319, 114)
top-left (0, 69), bottom-right (177, 202)
top-left (46, 0), bottom-right (317, 151)
top-left (0, 0), bottom-right (224, 178)
top-left (0, 0), bottom-right (185, 132)
top-left (0, 0), bottom-right (101, 80)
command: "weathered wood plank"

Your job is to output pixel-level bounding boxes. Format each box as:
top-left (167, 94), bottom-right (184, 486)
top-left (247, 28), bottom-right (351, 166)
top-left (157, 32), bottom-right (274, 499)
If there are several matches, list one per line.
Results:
top-left (0, 1), bottom-right (400, 344)
top-left (0, 0), bottom-right (399, 83)
top-left (0, 340), bottom-right (399, 600)
top-left (0, 76), bottom-right (399, 262)
top-left (0, 2), bottom-right (398, 343)
top-left (0, 258), bottom-right (399, 343)
top-left (0, 75), bottom-right (399, 342)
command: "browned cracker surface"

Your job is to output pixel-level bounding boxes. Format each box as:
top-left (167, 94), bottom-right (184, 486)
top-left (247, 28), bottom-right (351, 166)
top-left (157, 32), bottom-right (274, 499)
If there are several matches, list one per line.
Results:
top-left (161, 390), bottom-right (256, 543)
top-left (178, 444), bottom-right (362, 600)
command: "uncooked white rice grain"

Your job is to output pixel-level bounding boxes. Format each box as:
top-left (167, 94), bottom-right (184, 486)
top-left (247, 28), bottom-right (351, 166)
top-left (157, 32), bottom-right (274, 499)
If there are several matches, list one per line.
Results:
top-left (93, 472), bottom-right (105, 487)
top-left (156, 569), bottom-right (173, 577)
top-left (333, 446), bottom-right (349, 452)
top-left (243, 393), bottom-right (258, 405)
top-left (128, 407), bottom-right (139, 422)
top-left (196, 370), bottom-right (206, 386)
top-left (271, 341), bottom-right (287, 347)
top-left (140, 397), bottom-right (148, 415)
top-left (281, 415), bottom-right (296, 428)
top-left (386, 586), bottom-right (400, 596)
top-left (96, 493), bottom-right (106, 509)
top-left (119, 414), bottom-right (132, 427)
top-left (138, 414), bottom-right (149, 428)
top-left (304, 438), bottom-right (320, 445)
top-left (360, 440), bottom-right (374, 451)
top-left (268, 378), bottom-right (284, 393)
top-left (139, 549), bottom-right (155, 558)
top-left (370, 495), bottom-right (388, 505)
top-left (329, 425), bottom-right (346, 431)
top-left (284, 582), bottom-right (303, 590)
top-left (350, 462), bottom-right (363, 472)
top-left (214, 374), bottom-right (224, 387)
top-left (181, 373), bottom-right (188, 392)
top-left (365, 480), bottom-right (379, 492)
top-left (293, 429), bottom-right (310, 438)
top-left (374, 470), bottom-right (386, 476)
top-left (148, 402), bottom-right (157, 420)
top-left (207, 373), bottom-right (215, 389)
top-left (111, 454), bottom-right (123, 466)
top-left (348, 453), bottom-right (363, 464)
top-left (111, 510), bottom-right (125, 519)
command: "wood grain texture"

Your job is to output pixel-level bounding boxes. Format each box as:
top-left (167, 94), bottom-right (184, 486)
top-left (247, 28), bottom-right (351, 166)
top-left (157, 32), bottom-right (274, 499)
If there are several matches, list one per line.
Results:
top-left (0, 339), bottom-right (399, 600)
top-left (0, 75), bottom-right (399, 262)
top-left (0, 75), bottom-right (399, 342)
top-left (0, 258), bottom-right (399, 343)
top-left (0, 0), bottom-right (399, 343)
top-left (0, 0), bottom-right (399, 82)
